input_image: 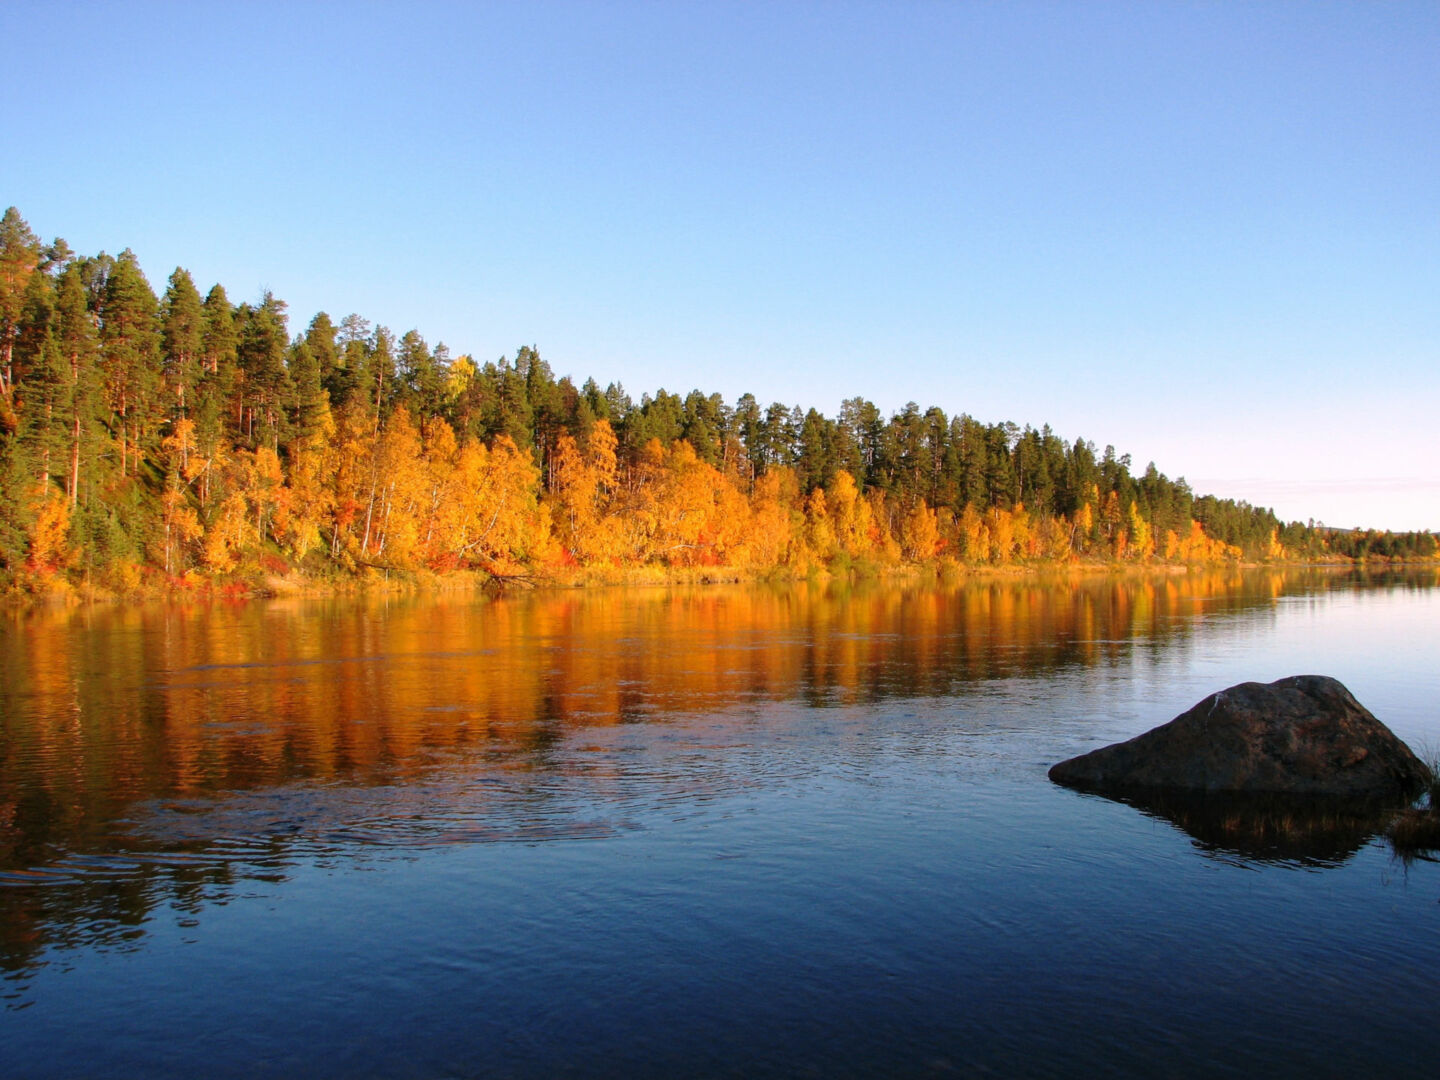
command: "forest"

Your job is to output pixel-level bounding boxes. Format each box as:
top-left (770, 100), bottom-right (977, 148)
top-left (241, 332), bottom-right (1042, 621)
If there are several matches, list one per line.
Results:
top-left (0, 207), bottom-right (1434, 597)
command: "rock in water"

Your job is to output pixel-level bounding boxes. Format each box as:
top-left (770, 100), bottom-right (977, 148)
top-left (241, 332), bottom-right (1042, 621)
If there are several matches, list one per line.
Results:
top-left (1049, 675), bottom-right (1430, 799)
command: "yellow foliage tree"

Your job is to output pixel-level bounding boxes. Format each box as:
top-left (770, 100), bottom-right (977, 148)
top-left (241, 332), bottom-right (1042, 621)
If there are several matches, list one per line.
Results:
top-left (1127, 500), bottom-right (1155, 560)
top-left (1010, 503), bottom-right (1033, 560)
top-left (986, 506), bottom-right (1015, 564)
top-left (746, 467), bottom-right (801, 569)
top-left (654, 440), bottom-right (728, 566)
top-left (27, 491), bottom-right (74, 574)
top-left (157, 486), bottom-right (203, 574)
top-left (1100, 489), bottom-right (1122, 542)
top-left (957, 504), bottom-right (985, 563)
top-left (368, 407), bottom-right (427, 566)
top-left (155, 419), bottom-right (204, 573)
top-left (1072, 501), bottom-right (1095, 556)
top-left (827, 470), bottom-right (875, 558)
top-left (804, 488), bottom-right (836, 561)
top-left (246, 446), bottom-right (286, 547)
top-left (1175, 520), bottom-right (1238, 563)
top-left (900, 499), bottom-right (940, 562)
top-left (279, 424), bottom-right (335, 561)
top-left (547, 419), bottom-right (622, 564)
top-left (202, 491), bottom-right (249, 572)
top-left (1038, 513), bottom-right (1073, 561)
top-left (708, 473), bottom-right (752, 566)
top-left (866, 488), bottom-right (901, 563)
top-left (469, 434), bottom-right (551, 572)
top-left (326, 400), bottom-right (374, 562)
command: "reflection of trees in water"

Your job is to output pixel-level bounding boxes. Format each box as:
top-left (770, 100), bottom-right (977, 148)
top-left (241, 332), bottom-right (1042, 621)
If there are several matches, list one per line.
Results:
top-left (0, 850), bottom-right (259, 1001)
top-left (0, 567), bottom-right (1408, 984)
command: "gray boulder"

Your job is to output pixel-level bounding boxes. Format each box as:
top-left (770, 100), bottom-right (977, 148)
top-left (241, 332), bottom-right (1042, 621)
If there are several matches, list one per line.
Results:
top-left (1049, 675), bottom-right (1430, 800)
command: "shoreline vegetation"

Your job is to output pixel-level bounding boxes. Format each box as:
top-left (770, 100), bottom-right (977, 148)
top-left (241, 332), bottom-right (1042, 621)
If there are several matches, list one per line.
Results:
top-left (9, 556), bottom-right (1440, 609)
top-left (1, 207), bottom-right (1436, 606)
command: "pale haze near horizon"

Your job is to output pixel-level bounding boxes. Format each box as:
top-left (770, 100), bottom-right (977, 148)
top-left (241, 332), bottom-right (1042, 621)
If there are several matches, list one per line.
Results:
top-left (4, 1), bottom-right (1436, 531)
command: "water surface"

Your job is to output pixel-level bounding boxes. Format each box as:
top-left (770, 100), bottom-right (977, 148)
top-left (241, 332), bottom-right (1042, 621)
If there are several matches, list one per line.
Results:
top-left (2, 569), bottom-right (1438, 1077)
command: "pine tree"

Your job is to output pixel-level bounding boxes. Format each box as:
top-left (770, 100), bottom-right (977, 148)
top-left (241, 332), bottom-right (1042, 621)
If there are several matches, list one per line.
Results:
top-left (285, 339), bottom-right (330, 445)
top-left (304, 312), bottom-right (341, 403)
top-left (14, 276), bottom-right (64, 493)
top-left (193, 284), bottom-right (237, 503)
top-left (361, 324), bottom-right (395, 428)
top-left (237, 291), bottom-right (291, 448)
top-left (98, 250), bottom-right (161, 478)
top-left (0, 207), bottom-right (42, 423)
top-left (39, 237), bottom-right (74, 277)
top-left (53, 265), bottom-right (101, 507)
top-left (397, 329), bottom-right (444, 419)
top-left (160, 268), bottom-right (205, 419)
top-left (334, 313), bottom-right (371, 410)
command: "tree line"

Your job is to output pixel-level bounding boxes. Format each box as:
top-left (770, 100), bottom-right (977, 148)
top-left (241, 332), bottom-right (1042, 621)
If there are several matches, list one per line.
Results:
top-left (0, 207), bottom-right (1431, 593)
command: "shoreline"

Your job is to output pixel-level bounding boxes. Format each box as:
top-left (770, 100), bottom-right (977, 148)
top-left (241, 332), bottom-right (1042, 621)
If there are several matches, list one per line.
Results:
top-left (5, 556), bottom-right (1432, 611)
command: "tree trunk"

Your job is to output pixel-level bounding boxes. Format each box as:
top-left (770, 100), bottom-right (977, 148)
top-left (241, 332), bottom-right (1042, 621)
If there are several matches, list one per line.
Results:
top-left (69, 412), bottom-right (81, 507)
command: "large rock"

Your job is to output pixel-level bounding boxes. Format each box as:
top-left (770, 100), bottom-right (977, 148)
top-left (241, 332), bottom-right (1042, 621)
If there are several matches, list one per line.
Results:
top-left (1049, 675), bottom-right (1430, 800)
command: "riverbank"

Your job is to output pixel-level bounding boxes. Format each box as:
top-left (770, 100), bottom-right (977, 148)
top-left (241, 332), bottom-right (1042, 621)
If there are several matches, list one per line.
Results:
top-left (6, 552), bottom-right (1429, 610)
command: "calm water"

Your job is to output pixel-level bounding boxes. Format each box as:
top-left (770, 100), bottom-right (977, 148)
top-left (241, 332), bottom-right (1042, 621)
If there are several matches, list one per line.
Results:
top-left (2, 569), bottom-right (1438, 1077)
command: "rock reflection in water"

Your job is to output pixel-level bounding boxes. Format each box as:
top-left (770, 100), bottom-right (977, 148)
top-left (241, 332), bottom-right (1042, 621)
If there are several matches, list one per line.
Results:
top-left (1074, 787), bottom-right (1398, 865)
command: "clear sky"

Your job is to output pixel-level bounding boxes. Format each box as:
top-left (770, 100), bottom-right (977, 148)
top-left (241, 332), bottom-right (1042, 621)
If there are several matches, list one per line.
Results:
top-left (4, 1), bottom-right (1436, 530)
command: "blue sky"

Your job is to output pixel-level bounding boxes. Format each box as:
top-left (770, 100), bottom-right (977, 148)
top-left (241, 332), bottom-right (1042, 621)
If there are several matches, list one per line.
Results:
top-left (5, 1), bottom-right (1437, 529)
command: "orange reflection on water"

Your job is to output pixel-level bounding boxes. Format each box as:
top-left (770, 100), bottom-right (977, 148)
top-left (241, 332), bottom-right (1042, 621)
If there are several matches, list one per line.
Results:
top-left (2, 568), bottom-right (1341, 854)
top-left (1, 566), bottom-right (1426, 980)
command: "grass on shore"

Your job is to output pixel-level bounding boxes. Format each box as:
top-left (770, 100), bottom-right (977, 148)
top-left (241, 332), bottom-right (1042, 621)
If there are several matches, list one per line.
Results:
top-left (1387, 750), bottom-right (1440, 859)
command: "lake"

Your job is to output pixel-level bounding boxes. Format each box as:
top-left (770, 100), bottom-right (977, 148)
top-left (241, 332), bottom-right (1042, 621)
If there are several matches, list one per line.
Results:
top-left (2, 569), bottom-right (1438, 1077)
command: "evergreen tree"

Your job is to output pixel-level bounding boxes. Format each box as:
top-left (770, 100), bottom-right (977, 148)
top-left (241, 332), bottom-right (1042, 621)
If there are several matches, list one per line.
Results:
top-left (734, 392), bottom-right (763, 479)
top-left (953, 415), bottom-right (990, 509)
top-left (98, 250), bottom-right (161, 478)
top-left (237, 291), bottom-right (291, 448)
top-left (194, 284), bottom-right (238, 496)
top-left (364, 325), bottom-right (396, 427)
top-left (39, 237), bottom-right (74, 277)
top-left (334, 313), bottom-right (372, 410)
top-left (984, 422), bottom-right (1017, 507)
top-left (581, 377), bottom-right (610, 422)
top-left (161, 268), bottom-right (204, 419)
top-left (285, 339), bottom-right (330, 445)
top-left (79, 252), bottom-right (115, 310)
top-left (837, 397), bottom-right (883, 489)
top-left (0, 427), bottom-right (34, 569)
top-left (681, 390), bottom-right (723, 466)
top-left (53, 265), bottom-right (102, 507)
top-left (603, 381), bottom-right (632, 424)
top-left (520, 346), bottom-right (566, 482)
top-left (0, 207), bottom-right (41, 424)
top-left (14, 281), bottom-right (64, 492)
top-left (483, 354), bottom-right (533, 448)
top-left (632, 389), bottom-right (684, 451)
top-left (758, 401), bottom-right (797, 470)
top-left (397, 329), bottom-right (444, 420)
top-left (1061, 438), bottom-right (1099, 517)
top-left (12, 266), bottom-right (55, 396)
top-left (304, 312), bottom-right (341, 404)
top-left (796, 407), bottom-right (834, 492)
